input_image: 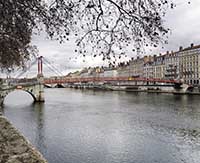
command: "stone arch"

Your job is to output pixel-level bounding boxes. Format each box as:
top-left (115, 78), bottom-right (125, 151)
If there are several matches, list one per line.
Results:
top-left (24, 90), bottom-right (37, 102)
top-left (2, 89), bottom-right (37, 105)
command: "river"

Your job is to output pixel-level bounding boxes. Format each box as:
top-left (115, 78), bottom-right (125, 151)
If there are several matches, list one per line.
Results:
top-left (1, 88), bottom-right (200, 163)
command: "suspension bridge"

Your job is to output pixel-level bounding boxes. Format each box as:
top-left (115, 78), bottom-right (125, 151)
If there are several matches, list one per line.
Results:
top-left (0, 55), bottom-right (73, 105)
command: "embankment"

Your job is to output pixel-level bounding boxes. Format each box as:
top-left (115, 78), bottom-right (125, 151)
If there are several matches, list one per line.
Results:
top-left (0, 113), bottom-right (47, 163)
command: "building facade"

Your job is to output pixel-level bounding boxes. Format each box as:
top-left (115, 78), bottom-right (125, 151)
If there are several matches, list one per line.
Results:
top-left (153, 54), bottom-right (165, 79)
top-left (129, 57), bottom-right (144, 78)
top-left (143, 61), bottom-right (154, 78)
top-left (164, 51), bottom-right (179, 80)
top-left (72, 44), bottom-right (200, 86)
top-left (179, 44), bottom-right (200, 85)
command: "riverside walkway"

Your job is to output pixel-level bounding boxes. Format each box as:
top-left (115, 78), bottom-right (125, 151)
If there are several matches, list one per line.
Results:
top-left (0, 113), bottom-right (47, 163)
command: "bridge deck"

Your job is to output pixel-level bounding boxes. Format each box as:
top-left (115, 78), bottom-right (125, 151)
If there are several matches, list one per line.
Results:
top-left (44, 77), bottom-right (182, 84)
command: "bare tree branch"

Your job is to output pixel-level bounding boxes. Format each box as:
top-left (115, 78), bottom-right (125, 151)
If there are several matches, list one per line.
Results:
top-left (0, 0), bottom-right (176, 70)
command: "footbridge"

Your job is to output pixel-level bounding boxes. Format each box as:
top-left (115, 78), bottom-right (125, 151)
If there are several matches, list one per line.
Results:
top-left (44, 76), bottom-right (183, 85)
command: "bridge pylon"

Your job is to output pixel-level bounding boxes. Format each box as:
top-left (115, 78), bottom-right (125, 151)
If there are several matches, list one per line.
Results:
top-left (36, 56), bottom-right (45, 102)
top-left (37, 56), bottom-right (43, 77)
top-left (35, 74), bottom-right (45, 102)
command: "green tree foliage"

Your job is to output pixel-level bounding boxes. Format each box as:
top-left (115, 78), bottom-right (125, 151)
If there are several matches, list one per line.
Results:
top-left (0, 0), bottom-right (174, 70)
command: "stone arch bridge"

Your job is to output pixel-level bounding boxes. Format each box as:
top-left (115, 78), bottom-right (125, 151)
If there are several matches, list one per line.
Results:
top-left (0, 76), bottom-right (44, 105)
top-left (0, 56), bottom-right (45, 105)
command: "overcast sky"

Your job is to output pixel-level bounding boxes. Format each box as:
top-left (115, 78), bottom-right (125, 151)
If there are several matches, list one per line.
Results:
top-left (23, 0), bottom-right (200, 77)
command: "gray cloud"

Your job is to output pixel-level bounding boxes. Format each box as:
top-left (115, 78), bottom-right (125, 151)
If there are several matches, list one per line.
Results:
top-left (30, 0), bottom-right (200, 77)
top-left (156, 0), bottom-right (200, 52)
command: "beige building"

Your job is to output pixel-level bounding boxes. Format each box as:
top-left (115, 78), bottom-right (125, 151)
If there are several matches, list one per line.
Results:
top-left (164, 51), bottom-right (179, 80)
top-left (143, 61), bottom-right (154, 78)
top-left (179, 44), bottom-right (200, 85)
top-left (129, 56), bottom-right (153, 78)
top-left (75, 43), bottom-right (200, 86)
top-left (117, 65), bottom-right (130, 77)
top-left (153, 54), bottom-right (165, 79)
top-left (100, 67), bottom-right (118, 78)
top-left (129, 57), bottom-right (143, 78)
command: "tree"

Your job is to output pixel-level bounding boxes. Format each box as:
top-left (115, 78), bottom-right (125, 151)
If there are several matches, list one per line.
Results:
top-left (0, 0), bottom-right (174, 70)
top-left (73, 0), bottom-right (174, 61)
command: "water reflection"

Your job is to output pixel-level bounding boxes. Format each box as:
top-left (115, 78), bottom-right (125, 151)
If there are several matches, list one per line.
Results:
top-left (31, 102), bottom-right (47, 154)
top-left (3, 89), bottom-right (200, 163)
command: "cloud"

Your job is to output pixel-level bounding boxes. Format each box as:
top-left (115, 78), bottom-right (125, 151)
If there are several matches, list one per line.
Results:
top-left (156, 0), bottom-right (200, 53)
top-left (29, 0), bottom-right (200, 77)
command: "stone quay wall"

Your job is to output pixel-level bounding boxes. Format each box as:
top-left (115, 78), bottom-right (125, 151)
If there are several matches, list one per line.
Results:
top-left (0, 114), bottom-right (47, 163)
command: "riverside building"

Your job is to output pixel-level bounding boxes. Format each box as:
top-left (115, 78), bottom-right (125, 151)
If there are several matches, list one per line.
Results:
top-left (164, 51), bottom-right (179, 80)
top-left (143, 61), bottom-right (154, 79)
top-left (117, 62), bottom-right (130, 77)
top-left (153, 54), bottom-right (165, 79)
top-left (128, 56), bottom-right (144, 78)
top-left (76, 43), bottom-right (200, 87)
top-left (179, 44), bottom-right (200, 85)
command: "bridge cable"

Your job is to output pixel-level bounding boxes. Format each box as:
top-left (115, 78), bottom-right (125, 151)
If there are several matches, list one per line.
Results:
top-left (14, 59), bottom-right (38, 78)
top-left (42, 57), bottom-right (64, 76)
top-left (42, 60), bottom-right (64, 77)
top-left (43, 57), bottom-right (64, 76)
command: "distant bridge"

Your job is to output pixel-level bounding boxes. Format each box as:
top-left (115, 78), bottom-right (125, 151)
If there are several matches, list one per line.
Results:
top-left (44, 76), bottom-right (187, 93)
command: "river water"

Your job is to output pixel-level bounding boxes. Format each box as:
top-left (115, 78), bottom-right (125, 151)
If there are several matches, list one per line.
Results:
top-left (1, 88), bottom-right (200, 163)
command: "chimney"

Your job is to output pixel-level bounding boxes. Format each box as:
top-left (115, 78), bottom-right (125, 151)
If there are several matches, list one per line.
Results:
top-left (153, 55), bottom-right (157, 61)
top-left (166, 51), bottom-right (169, 55)
top-left (191, 43), bottom-right (194, 48)
top-left (179, 46), bottom-right (183, 51)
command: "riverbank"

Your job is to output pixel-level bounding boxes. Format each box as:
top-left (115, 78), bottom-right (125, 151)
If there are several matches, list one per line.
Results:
top-left (61, 83), bottom-right (200, 95)
top-left (0, 113), bottom-right (47, 163)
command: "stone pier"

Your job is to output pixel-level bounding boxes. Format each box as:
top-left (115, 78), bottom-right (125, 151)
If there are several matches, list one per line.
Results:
top-left (0, 115), bottom-right (47, 163)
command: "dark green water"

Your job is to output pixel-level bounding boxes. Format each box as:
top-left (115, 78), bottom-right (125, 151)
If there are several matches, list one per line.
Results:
top-left (1, 88), bottom-right (200, 163)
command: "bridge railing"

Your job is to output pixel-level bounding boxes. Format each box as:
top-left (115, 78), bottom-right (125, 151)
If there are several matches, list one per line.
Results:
top-left (3, 78), bottom-right (40, 87)
top-left (44, 77), bottom-right (183, 85)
